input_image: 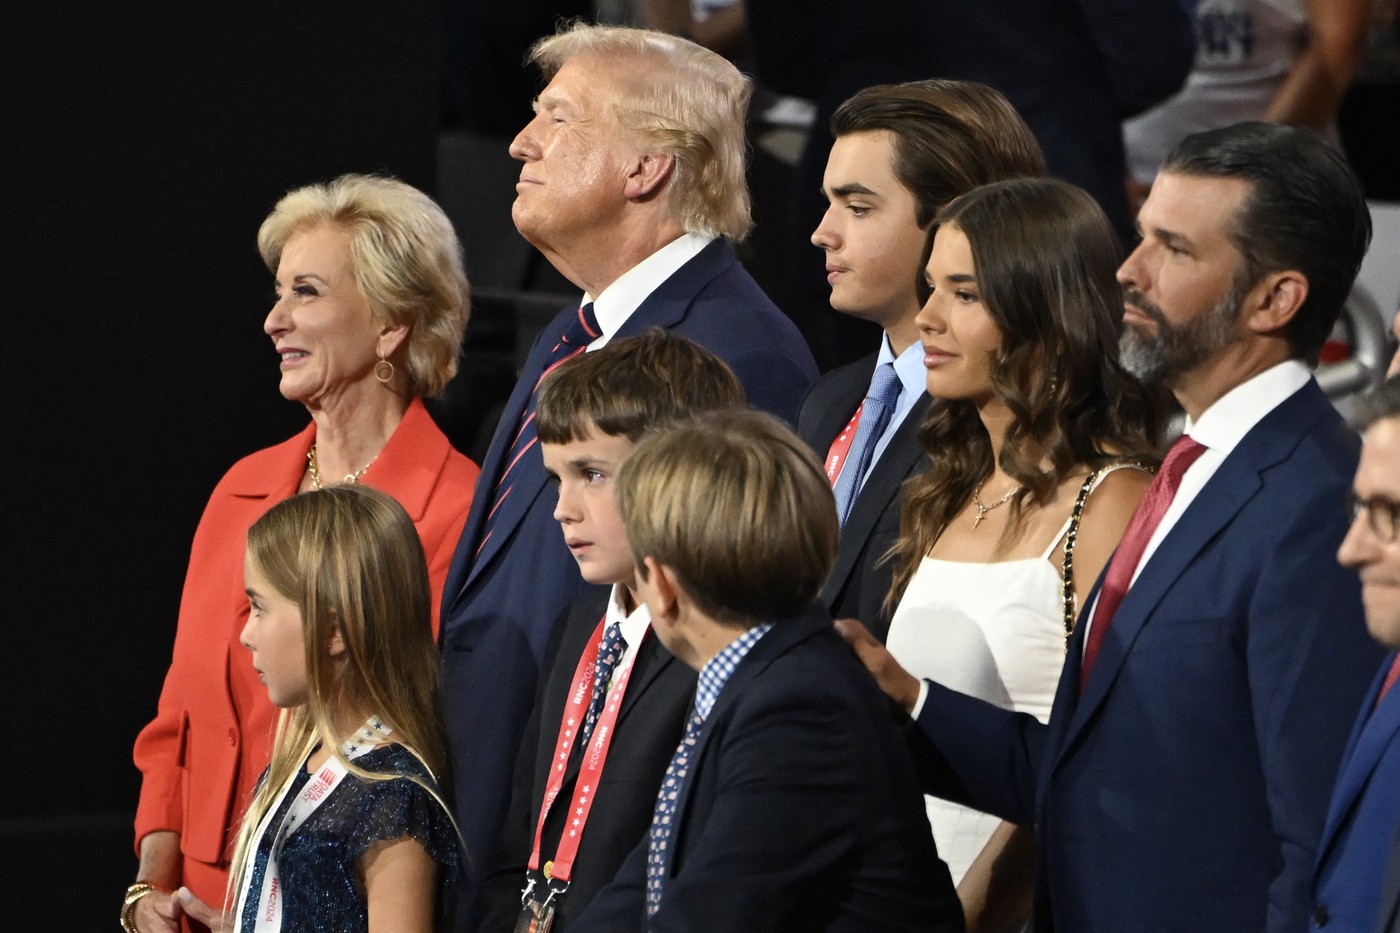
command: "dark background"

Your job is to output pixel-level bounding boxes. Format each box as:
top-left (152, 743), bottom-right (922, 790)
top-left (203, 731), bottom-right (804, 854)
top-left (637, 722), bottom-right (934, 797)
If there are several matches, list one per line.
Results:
top-left (6, 3), bottom-right (458, 925)
top-left (5, 3), bottom-right (1398, 928)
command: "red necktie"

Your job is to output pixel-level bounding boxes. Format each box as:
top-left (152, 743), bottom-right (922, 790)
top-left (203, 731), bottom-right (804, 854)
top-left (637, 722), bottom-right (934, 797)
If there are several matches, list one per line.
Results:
top-left (1376, 655), bottom-right (1400, 712)
top-left (476, 303), bottom-right (600, 557)
top-left (1080, 435), bottom-right (1207, 690)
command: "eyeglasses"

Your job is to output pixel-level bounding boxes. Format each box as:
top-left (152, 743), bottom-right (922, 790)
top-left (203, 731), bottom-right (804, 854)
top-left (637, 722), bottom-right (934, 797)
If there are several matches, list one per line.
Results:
top-left (1349, 492), bottom-right (1400, 544)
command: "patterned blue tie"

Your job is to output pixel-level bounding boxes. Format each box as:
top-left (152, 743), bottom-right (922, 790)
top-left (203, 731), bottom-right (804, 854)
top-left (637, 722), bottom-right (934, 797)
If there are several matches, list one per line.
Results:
top-left (580, 622), bottom-right (626, 746)
top-left (477, 303), bottom-right (601, 556)
top-left (831, 362), bottom-right (901, 526)
top-left (645, 706), bottom-right (705, 916)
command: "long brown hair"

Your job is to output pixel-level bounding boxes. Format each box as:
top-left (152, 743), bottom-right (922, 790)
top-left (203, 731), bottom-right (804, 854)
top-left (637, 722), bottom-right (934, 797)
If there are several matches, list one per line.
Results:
top-left (227, 485), bottom-right (453, 905)
top-left (887, 178), bottom-right (1162, 607)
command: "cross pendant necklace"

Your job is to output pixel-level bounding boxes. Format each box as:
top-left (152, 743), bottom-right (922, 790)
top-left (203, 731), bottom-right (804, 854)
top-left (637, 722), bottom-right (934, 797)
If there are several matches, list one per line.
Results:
top-left (971, 480), bottom-right (1021, 529)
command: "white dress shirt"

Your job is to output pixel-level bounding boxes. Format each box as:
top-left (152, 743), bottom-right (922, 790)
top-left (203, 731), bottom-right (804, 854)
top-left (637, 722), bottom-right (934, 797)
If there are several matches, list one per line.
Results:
top-left (605, 583), bottom-right (653, 690)
top-left (1079, 359), bottom-right (1313, 649)
top-left (584, 232), bottom-right (715, 349)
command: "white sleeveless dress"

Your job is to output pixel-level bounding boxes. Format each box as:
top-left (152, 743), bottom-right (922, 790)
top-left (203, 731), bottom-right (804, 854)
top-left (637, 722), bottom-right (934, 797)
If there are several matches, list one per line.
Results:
top-left (885, 466), bottom-right (1137, 884)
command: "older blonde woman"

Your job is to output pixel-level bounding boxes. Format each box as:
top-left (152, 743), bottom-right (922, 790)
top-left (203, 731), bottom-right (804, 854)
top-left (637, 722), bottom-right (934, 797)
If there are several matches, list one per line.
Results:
top-left (125, 175), bottom-right (478, 933)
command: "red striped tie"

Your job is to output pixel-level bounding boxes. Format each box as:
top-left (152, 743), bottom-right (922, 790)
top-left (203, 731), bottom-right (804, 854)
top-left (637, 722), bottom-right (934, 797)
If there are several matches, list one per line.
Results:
top-left (477, 303), bottom-right (601, 556)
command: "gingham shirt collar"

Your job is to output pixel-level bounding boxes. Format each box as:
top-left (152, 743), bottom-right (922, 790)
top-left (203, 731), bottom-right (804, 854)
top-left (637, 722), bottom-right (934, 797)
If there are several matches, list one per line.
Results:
top-left (694, 623), bottom-right (774, 721)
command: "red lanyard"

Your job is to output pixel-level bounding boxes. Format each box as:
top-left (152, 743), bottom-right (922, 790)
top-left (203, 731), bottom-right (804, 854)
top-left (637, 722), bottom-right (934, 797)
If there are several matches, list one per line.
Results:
top-left (527, 616), bottom-right (638, 885)
top-left (824, 402), bottom-right (865, 486)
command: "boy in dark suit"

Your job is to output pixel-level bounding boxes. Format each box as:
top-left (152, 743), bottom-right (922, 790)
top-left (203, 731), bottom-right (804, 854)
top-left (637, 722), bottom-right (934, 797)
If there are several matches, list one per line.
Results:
top-left (481, 331), bottom-right (748, 931)
top-left (576, 409), bottom-right (963, 932)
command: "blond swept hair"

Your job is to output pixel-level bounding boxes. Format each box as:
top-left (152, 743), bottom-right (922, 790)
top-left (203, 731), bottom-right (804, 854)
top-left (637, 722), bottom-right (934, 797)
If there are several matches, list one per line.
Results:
top-left (227, 486), bottom-right (456, 907)
top-left (530, 22), bottom-right (753, 241)
top-left (257, 174), bottom-right (470, 397)
top-left (616, 409), bottom-right (838, 624)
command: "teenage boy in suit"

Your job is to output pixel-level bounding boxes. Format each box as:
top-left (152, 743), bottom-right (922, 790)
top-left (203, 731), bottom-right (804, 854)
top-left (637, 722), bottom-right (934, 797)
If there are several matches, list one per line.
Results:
top-left (800, 79), bottom-right (1043, 638)
top-left (577, 409), bottom-right (964, 932)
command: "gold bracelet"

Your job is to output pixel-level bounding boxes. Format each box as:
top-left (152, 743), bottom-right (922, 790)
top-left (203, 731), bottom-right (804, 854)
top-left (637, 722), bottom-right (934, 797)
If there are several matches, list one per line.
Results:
top-left (120, 882), bottom-right (165, 933)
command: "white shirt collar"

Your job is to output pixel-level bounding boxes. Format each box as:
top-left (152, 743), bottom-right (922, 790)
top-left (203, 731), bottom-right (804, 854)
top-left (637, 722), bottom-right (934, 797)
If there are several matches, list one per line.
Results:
top-left (604, 577), bottom-right (652, 664)
top-left (1184, 359), bottom-right (1312, 454)
top-left (585, 232), bottom-right (715, 346)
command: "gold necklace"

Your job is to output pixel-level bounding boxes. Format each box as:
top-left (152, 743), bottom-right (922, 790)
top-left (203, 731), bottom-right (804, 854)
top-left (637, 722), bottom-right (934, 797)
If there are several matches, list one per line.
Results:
top-left (971, 479), bottom-right (1022, 529)
top-left (306, 445), bottom-right (377, 490)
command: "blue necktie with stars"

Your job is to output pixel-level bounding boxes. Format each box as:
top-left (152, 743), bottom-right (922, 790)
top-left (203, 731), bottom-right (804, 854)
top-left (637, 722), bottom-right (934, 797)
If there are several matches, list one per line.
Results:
top-left (580, 621), bottom-right (626, 747)
top-left (645, 705), bottom-right (705, 916)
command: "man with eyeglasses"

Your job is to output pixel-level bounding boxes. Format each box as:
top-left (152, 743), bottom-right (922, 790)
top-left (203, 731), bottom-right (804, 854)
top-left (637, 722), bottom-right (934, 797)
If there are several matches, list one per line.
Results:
top-left (1312, 375), bottom-right (1400, 933)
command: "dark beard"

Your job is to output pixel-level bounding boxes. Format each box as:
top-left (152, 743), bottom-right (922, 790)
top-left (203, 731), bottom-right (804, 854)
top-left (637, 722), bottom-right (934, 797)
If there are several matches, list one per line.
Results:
top-left (1119, 285), bottom-right (1243, 385)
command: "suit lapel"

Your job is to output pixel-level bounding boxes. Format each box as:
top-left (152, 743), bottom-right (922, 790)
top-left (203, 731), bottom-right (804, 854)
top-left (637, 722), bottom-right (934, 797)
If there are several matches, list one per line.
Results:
top-left (826, 392), bottom-right (930, 601)
top-left (806, 357), bottom-right (874, 456)
top-left (1057, 384), bottom-right (1329, 761)
top-left (669, 609), bottom-right (828, 863)
top-left (614, 238), bottom-right (734, 339)
top-left (445, 322), bottom-right (560, 606)
top-left (616, 629), bottom-right (677, 728)
top-left (1316, 661), bottom-right (1400, 866)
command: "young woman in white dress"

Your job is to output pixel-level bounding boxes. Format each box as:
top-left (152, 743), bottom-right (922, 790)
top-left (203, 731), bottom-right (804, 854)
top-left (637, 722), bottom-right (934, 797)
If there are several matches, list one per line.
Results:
top-left (838, 177), bottom-right (1163, 931)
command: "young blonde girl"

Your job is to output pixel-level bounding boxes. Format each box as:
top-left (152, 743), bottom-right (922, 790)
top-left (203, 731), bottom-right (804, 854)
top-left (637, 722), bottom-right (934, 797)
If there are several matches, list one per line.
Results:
top-left (174, 485), bottom-right (460, 932)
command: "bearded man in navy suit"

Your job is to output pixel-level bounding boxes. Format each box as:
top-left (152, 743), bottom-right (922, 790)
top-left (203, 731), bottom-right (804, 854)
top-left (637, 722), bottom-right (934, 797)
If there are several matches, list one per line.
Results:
top-left (437, 22), bottom-right (816, 928)
top-left (839, 123), bottom-right (1382, 932)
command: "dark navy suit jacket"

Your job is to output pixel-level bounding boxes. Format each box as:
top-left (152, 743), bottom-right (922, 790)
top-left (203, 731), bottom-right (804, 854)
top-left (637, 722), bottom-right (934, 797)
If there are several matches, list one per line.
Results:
top-left (438, 238), bottom-right (816, 925)
top-left (574, 606), bottom-right (965, 932)
top-left (1312, 654), bottom-right (1400, 932)
top-left (795, 352), bottom-right (930, 640)
top-left (910, 379), bottom-right (1383, 932)
top-left (1379, 820), bottom-right (1400, 933)
top-left (478, 587), bottom-right (698, 932)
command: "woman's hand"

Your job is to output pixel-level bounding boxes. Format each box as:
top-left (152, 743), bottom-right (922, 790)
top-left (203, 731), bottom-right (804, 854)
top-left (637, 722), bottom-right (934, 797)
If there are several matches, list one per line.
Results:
top-left (833, 618), bottom-right (921, 714)
top-left (174, 887), bottom-right (232, 933)
top-left (130, 888), bottom-right (182, 933)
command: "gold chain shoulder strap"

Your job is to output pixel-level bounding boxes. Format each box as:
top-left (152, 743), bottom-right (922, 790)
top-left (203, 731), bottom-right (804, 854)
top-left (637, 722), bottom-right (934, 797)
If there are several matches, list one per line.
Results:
top-left (1060, 461), bottom-right (1154, 649)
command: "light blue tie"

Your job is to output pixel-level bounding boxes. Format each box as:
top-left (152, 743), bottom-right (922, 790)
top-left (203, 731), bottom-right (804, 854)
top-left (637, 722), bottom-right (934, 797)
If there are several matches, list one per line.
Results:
top-left (832, 362), bottom-right (901, 526)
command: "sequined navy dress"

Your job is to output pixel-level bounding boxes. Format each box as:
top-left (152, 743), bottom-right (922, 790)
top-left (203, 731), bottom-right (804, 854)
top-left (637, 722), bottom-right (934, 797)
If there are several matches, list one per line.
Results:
top-left (238, 743), bottom-right (460, 931)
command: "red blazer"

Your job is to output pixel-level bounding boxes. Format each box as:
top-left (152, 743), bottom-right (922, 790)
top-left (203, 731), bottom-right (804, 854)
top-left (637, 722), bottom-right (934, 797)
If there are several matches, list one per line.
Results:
top-left (132, 398), bottom-right (477, 907)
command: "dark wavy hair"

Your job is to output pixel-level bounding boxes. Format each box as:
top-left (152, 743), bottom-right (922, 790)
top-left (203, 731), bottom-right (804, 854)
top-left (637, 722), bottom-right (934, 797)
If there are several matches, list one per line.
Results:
top-left (887, 178), bottom-right (1164, 607)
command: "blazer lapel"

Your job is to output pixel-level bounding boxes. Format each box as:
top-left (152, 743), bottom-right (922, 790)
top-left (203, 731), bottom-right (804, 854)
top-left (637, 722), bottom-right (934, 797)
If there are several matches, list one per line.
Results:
top-left (1057, 381), bottom-right (1335, 761)
top-left (616, 628), bottom-right (679, 728)
top-left (1316, 662), bottom-right (1400, 865)
top-left (806, 357), bottom-right (874, 455)
top-left (667, 609), bottom-right (827, 868)
top-left (1063, 461), bottom-right (1260, 748)
top-left (614, 238), bottom-right (735, 339)
top-left (452, 319), bottom-right (572, 601)
top-left (827, 392), bottom-right (930, 596)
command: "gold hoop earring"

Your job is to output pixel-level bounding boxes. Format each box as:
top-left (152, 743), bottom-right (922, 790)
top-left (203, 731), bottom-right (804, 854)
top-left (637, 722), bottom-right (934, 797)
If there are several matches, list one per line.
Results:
top-left (374, 358), bottom-right (395, 384)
